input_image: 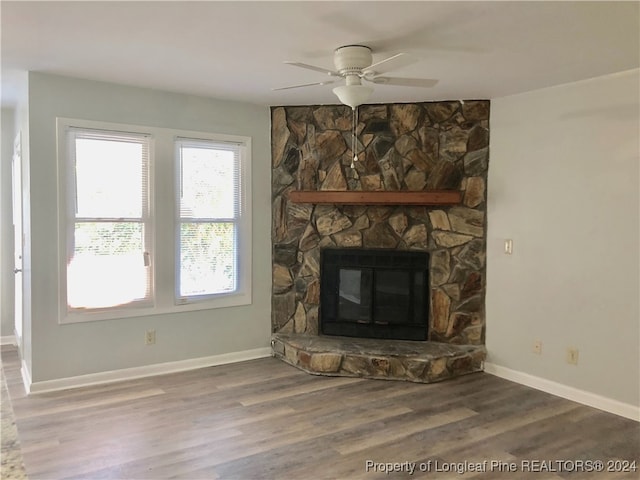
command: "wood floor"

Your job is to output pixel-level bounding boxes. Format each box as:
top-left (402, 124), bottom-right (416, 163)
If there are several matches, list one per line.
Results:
top-left (2, 345), bottom-right (639, 480)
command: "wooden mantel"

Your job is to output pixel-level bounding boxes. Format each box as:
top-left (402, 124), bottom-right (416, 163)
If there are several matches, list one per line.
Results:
top-left (288, 190), bottom-right (462, 206)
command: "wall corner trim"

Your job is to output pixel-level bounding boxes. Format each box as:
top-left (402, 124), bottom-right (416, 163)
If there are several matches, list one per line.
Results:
top-left (484, 362), bottom-right (639, 422)
top-left (27, 347), bottom-right (272, 395)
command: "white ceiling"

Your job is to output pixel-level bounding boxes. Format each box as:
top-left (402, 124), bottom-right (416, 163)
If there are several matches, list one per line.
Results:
top-left (2, 1), bottom-right (639, 108)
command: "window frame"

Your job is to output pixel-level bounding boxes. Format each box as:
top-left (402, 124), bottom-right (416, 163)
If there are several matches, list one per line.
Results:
top-left (56, 118), bottom-right (252, 324)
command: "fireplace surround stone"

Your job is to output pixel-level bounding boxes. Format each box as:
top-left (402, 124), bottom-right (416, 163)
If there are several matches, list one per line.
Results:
top-left (271, 100), bottom-right (489, 382)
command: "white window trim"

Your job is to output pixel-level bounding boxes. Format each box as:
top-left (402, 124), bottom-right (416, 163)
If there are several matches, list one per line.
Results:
top-left (56, 117), bottom-right (252, 324)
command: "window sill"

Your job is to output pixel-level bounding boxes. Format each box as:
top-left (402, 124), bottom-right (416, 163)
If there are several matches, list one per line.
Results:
top-left (59, 291), bottom-right (252, 324)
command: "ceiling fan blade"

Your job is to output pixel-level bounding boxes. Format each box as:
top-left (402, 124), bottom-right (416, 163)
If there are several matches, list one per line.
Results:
top-left (369, 77), bottom-right (439, 88)
top-left (362, 52), bottom-right (417, 76)
top-left (272, 80), bottom-right (337, 91)
top-left (284, 61), bottom-right (339, 76)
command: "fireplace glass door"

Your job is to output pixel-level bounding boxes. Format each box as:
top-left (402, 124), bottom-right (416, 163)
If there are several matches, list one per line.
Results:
top-left (338, 268), bottom-right (371, 322)
top-left (321, 248), bottom-right (429, 341)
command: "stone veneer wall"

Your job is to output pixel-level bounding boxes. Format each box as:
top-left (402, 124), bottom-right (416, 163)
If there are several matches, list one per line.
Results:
top-left (271, 101), bottom-right (489, 345)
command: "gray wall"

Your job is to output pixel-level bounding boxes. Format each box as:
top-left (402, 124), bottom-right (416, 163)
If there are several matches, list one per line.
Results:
top-left (486, 69), bottom-right (639, 407)
top-left (25, 72), bottom-right (272, 382)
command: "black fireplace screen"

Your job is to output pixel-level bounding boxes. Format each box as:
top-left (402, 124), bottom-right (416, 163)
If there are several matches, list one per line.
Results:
top-left (320, 248), bottom-right (429, 341)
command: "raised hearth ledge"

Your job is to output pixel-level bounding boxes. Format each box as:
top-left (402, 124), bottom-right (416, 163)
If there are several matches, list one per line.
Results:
top-left (287, 190), bottom-right (462, 205)
top-left (271, 333), bottom-right (486, 384)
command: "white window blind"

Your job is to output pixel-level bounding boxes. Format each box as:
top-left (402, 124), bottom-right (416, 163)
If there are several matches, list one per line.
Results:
top-left (66, 128), bottom-right (152, 310)
top-left (176, 138), bottom-right (242, 301)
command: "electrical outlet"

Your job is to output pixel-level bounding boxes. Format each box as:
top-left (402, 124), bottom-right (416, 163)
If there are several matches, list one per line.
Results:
top-left (566, 347), bottom-right (579, 365)
top-left (145, 329), bottom-right (156, 346)
top-left (532, 340), bottom-right (542, 355)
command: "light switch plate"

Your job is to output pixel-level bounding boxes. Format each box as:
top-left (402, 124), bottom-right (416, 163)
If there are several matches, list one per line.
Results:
top-left (504, 239), bottom-right (513, 255)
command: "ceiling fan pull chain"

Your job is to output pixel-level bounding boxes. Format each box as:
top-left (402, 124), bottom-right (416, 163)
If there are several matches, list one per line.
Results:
top-left (352, 105), bottom-right (360, 168)
top-left (350, 106), bottom-right (356, 168)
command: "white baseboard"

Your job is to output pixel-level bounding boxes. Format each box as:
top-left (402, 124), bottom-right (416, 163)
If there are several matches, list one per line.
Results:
top-left (1, 335), bottom-right (17, 346)
top-left (26, 347), bottom-right (272, 395)
top-left (484, 362), bottom-right (639, 422)
top-left (21, 359), bottom-right (32, 395)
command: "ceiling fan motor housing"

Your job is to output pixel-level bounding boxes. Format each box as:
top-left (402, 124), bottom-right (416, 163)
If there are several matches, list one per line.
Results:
top-left (333, 45), bottom-right (373, 75)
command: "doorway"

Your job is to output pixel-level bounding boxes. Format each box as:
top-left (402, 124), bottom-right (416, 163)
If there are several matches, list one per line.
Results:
top-left (12, 131), bottom-right (23, 344)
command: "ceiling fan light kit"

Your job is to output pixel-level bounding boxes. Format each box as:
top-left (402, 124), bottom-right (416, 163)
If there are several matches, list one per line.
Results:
top-left (332, 83), bottom-right (374, 110)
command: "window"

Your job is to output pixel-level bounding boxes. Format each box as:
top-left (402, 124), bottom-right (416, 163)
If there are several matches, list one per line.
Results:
top-left (65, 128), bottom-right (152, 310)
top-left (176, 138), bottom-right (241, 302)
top-left (57, 119), bottom-right (252, 323)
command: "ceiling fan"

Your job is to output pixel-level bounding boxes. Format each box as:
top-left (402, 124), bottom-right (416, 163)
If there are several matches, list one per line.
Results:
top-left (273, 45), bottom-right (438, 109)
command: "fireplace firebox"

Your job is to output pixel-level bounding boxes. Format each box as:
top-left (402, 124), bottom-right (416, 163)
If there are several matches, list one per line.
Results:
top-left (320, 248), bottom-right (429, 341)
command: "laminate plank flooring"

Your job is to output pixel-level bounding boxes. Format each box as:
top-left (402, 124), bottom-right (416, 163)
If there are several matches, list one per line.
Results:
top-left (2, 345), bottom-right (638, 480)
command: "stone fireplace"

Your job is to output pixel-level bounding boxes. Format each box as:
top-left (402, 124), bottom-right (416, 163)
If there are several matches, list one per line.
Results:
top-left (271, 100), bottom-right (489, 382)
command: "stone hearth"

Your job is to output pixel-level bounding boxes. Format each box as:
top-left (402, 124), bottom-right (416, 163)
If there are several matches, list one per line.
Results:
top-left (272, 333), bottom-right (486, 383)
